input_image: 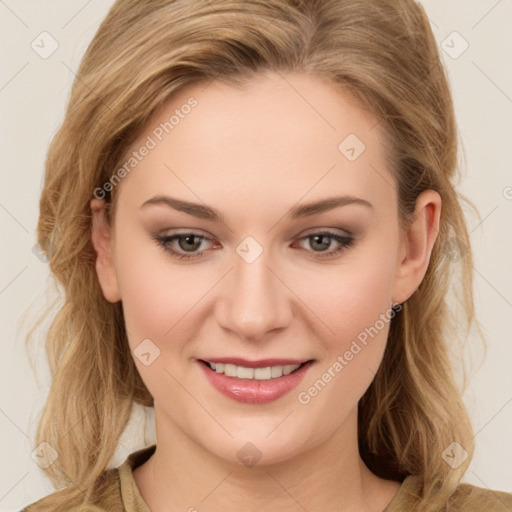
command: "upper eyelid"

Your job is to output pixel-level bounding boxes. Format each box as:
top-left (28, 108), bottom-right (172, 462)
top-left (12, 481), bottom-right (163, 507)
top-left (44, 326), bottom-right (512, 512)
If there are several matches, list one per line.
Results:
top-left (158, 229), bottom-right (353, 249)
top-left (157, 226), bottom-right (353, 239)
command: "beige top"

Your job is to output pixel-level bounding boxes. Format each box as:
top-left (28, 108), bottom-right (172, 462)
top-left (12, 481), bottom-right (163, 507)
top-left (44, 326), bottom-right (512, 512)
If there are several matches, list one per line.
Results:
top-left (22, 444), bottom-right (512, 511)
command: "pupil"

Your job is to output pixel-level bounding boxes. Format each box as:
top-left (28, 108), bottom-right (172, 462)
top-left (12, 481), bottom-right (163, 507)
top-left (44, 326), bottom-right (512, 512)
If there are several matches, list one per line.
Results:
top-left (312, 235), bottom-right (329, 251)
top-left (181, 235), bottom-right (199, 251)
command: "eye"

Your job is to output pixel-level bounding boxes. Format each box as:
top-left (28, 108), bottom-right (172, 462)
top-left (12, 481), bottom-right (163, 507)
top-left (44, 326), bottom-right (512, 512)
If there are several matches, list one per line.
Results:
top-left (293, 230), bottom-right (355, 258)
top-left (152, 229), bottom-right (355, 261)
top-left (153, 232), bottom-right (214, 261)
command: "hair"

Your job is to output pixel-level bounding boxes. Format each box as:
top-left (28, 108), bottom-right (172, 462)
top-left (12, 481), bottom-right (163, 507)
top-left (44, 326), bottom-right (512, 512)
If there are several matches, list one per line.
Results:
top-left (25, 0), bottom-right (486, 511)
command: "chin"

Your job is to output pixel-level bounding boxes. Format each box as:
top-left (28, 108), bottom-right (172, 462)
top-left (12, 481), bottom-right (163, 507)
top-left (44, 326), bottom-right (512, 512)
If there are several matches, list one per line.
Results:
top-left (201, 430), bottom-right (311, 469)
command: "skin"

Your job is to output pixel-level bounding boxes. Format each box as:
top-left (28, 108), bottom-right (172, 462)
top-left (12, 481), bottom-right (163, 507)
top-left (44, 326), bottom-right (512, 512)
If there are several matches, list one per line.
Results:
top-left (91, 70), bottom-right (441, 512)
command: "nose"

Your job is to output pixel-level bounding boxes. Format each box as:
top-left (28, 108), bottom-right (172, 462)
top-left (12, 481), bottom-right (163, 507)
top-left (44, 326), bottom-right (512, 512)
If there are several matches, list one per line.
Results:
top-left (215, 246), bottom-right (293, 341)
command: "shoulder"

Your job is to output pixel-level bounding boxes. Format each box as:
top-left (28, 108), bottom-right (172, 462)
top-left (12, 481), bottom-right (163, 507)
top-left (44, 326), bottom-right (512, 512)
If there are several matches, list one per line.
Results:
top-left (20, 467), bottom-right (123, 512)
top-left (446, 482), bottom-right (512, 511)
top-left (20, 444), bottom-right (155, 512)
top-left (389, 475), bottom-right (512, 512)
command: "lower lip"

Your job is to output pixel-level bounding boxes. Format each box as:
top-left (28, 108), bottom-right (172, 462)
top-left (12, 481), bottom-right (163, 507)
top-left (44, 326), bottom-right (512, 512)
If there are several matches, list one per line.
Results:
top-left (197, 360), bottom-right (314, 404)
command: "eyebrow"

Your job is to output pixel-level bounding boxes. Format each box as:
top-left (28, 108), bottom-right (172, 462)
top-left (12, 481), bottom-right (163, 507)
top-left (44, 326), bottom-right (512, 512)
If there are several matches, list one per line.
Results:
top-left (140, 194), bottom-right (373, 222)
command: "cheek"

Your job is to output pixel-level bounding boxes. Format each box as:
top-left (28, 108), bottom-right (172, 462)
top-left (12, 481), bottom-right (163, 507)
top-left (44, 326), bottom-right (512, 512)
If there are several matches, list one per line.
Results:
top-left (112, 239), bottom-right (212, 402)
top-left (298, 237), bottom-right (398, 348)
top-left (295, 238), bottom-right (398, 407)
top-left (112, 230), bottom-right (197, 357)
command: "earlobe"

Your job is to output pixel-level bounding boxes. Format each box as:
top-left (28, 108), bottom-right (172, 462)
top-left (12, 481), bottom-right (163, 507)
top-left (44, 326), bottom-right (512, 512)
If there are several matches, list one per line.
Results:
top-left (90, 198), bottom-right (121, 303)
top-left (392, 190), bottom-right (442, 305)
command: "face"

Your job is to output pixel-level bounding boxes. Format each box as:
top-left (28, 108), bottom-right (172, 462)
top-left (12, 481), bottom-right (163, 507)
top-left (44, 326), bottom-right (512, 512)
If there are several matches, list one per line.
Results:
top-left (91, 71), bottom-right (440, 467)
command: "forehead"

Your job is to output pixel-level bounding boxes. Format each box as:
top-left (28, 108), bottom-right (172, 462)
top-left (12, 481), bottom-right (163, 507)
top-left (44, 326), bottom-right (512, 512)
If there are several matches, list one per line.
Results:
top-left (115, 71), bottom-right (395, 222)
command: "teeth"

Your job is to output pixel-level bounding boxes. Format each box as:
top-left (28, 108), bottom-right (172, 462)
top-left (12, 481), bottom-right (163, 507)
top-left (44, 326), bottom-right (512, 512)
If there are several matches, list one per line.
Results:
top-left (282, 365), bottom-right (296, 376)
top-left (254, 367), bottom-right (272, 379)
top-left (207, 361), bottom-right (302, 380)
top-left (271, 366), bottom-right (282, 378)
top-left (224, 364), bottom-right (237, 377)
top-left (237, 366), bottom-right (254, 379)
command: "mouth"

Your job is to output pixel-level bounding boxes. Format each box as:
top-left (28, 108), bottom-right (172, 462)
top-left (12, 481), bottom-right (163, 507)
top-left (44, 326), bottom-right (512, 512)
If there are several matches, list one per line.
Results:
top-left (196, 358), bottom-right (315, 404)
top-left (198, 358), bottom-right (313, 380)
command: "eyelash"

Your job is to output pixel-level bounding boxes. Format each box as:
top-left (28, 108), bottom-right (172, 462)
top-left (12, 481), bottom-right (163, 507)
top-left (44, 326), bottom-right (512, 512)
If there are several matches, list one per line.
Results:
top-left (153, 230), bottom-right (355, 261)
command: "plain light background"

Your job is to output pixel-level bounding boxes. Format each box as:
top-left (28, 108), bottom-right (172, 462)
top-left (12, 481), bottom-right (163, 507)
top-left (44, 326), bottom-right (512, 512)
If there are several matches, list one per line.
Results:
top-left (1, 1), bottom-right (511, 510)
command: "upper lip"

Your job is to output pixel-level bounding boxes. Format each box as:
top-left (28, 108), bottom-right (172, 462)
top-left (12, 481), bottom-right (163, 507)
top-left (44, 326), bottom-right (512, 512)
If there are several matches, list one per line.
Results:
top-left (198, 357), bottom-right (312, 368)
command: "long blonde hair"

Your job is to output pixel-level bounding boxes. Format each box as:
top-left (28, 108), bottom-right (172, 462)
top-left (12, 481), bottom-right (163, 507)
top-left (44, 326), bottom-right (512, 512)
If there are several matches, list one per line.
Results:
top-left (25, 1), bottom-right (484, 510)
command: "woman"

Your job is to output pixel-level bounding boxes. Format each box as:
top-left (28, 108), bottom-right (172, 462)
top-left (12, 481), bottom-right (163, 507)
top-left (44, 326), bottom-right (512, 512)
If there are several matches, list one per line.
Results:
top-left (22, 0), bottom-right (512, 511)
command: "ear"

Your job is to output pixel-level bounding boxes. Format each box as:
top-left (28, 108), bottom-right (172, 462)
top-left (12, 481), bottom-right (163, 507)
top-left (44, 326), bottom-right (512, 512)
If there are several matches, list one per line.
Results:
top-left (392, 189), bottom-right (442, 305)
top-left (90, 198), bottom-right (121, 303)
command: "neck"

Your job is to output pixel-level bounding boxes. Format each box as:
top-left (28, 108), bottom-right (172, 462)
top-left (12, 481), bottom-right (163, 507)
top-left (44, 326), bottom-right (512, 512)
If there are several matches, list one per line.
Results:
top-left (133, 405), bottom-right (401, 512)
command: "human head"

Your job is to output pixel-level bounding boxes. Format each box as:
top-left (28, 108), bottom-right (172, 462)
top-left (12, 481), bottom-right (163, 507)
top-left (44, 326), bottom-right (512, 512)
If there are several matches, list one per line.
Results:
top-left (31, 1), bottom-right (478, 511)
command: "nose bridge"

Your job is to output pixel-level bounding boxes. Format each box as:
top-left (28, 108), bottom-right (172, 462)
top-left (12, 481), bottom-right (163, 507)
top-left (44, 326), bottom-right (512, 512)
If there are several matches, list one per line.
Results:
top-left (216, 238), bottom-right (291, 340)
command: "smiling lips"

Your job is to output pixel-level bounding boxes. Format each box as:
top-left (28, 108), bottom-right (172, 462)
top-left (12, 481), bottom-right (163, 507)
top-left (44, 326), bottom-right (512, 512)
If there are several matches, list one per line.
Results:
top-left (197, 357), bottom-right (314, 404)
top-left (200, 357), bottom-right (307, 380)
